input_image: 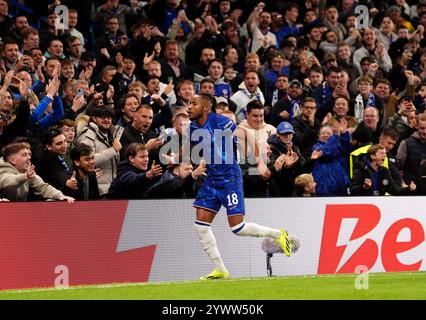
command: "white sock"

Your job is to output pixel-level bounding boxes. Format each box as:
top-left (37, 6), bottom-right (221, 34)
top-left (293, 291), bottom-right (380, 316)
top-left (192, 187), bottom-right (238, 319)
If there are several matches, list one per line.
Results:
top-left (231, 222), bottom-right (280, 238)
top-left (194, 221), bottom-right (228, 273)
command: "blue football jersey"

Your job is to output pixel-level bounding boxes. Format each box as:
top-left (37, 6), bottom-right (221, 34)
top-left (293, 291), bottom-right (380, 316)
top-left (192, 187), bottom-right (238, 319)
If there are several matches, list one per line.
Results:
top-left (190, 113), bottom-right (242, 185)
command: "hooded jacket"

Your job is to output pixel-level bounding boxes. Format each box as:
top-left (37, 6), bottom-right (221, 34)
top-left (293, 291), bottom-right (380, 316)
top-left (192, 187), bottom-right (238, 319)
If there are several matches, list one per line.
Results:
top-left (231, 82), bottom-right (265, 124)
top-left (0, 158), bottom-right (64, 201)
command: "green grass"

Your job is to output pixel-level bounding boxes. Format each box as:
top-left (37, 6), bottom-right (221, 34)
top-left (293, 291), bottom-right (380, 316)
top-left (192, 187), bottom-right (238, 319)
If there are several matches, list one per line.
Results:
top-left (1, 272), bottom-right (426, 300)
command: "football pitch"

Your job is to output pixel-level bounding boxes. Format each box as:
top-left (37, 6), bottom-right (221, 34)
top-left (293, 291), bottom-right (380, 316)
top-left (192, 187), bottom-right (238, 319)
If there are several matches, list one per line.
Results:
top-left (0, 272), bottom-right (425, 300)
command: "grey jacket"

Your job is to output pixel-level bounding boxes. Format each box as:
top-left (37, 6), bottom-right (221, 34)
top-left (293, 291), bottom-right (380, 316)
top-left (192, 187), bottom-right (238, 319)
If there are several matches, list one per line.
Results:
top-left (0, 158), bottom-right (64, 201)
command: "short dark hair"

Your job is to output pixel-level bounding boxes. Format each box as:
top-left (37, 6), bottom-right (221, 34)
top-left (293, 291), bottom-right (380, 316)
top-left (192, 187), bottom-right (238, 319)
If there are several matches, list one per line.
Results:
top-left (119, 93), bottom-right (140, 111)
top-left (246, 100), bottom-right (264, 114)
top-left (42, 127), bottom-right (63, 146)
top-left (71, 143), bottom-right (93, 162)
top-left (380, 127), bottom-right (398, 141)
top-left (200, 78), bottom-right (215, 87)
top-left (196, 92), bottom-right (216, 107)
top-left (326, 66), bottom-right (341, 76)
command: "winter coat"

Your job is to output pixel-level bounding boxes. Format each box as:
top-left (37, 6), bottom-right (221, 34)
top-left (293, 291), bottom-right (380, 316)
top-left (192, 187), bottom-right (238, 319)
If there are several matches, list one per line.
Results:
top-left (312, 132), bottom-right (352, 196)
top-left (145, 170), bottom-right (200, 199)
top-left (350, 154), bottom-right (410, 196)
top-left (0, 158), bottom-right (64, 201)
top-left (106, 161), bottom-right (157, 199)
top-left (76, 120), bottom-right (122, 195)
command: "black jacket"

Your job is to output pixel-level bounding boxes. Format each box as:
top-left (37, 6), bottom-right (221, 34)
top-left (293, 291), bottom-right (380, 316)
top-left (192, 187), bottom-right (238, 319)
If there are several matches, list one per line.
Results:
top-left (37, 151), bottom-right (74, 195)
top-left (106, 161), bottom-right (158, 199)
top-left (350, 155), bottom-right (411, 196)
top-left (267, 135), bottom-right (306, 197)
top-left (145, 171), bottom-right (201, 199)
top-left (71, 170), bottom-right (101, 201)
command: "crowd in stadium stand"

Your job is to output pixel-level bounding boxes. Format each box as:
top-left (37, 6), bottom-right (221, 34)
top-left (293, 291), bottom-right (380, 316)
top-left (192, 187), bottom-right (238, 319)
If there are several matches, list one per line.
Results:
top-left (1, 0), bottom-right (426, 201)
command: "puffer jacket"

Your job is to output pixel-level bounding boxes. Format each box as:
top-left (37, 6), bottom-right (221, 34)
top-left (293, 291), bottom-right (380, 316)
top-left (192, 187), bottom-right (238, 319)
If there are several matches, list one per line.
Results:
top-left (76, 119), bottom-right (122, 195)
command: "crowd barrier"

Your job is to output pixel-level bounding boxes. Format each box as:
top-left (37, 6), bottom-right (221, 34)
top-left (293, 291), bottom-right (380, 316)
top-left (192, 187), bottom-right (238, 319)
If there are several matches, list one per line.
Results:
top-left (0, 197), bottom-right (424, 290)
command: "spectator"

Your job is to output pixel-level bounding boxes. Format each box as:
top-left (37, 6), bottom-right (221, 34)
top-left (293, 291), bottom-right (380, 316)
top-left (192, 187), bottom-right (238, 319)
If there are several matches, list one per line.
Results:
top-left (351, 144), bottom-right (416, 196)
top-left (397, 113), bottom-right (426, 185)
top-left (37, 127), bottom-right (76, 196)
top-left (120, 104), bottom-right (162, 160)
top-left (68, 9), bottom-right (85, 50)
top-left (246, 3), bottom-right (277, 53)
top-left (0, 141), bottom-right (74, 202)
top-left (352, 107), bottom-right (382, 147)
top-left (352, 27), bottom-right (392, 76)
top-left (387, 96), bottom-right (418, 138)
top-left (322, 6), bottom-right (347, 43)
top-left (351, 76), bottom-right (383, 123)
top-left (238, 100), bottom-right (276, 197)
top-left (76, 106), bottom-right (122, 195)
top-left (267, 121), bottom-right (305, 197)
top-left (271, 79), bottom-right (304, 126)
top-left (294, 173), bottom-right (317, 197)
top-left (160, 40), bottom-right (191, 85)
top-left (70, 143), bottom-right (100, 200)
top-left (116, 93), bottom-right (140, 128)
top-left (311, 120), bottom-right (352, 196)
top-left (106, 143), bottom-right (162, 199)
top-left (93, 0), bottom-right (140, 35)
top-left (292, 97), bottom-right (321, 160)
top-left (57, 119), bottom-right (76, 169)
top-left (145, 161), bottom-right (206, 199)
top-left (231, 71), bottom-right (265, 124)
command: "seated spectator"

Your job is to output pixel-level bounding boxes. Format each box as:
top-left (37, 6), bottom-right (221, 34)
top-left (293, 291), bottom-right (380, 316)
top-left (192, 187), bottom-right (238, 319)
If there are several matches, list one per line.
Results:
top-left (69, 143), bottom-right (100, 200)
top-left (106, 143), bottom-right (162, 199)
top-left (350, 144), bottom-right (416, 196)
top-left (0, 141), bottom-right (74, 202)
top-left (311, 120), bottom-right (351, 196)
top-left (294, 173), bottom-right (317, 197)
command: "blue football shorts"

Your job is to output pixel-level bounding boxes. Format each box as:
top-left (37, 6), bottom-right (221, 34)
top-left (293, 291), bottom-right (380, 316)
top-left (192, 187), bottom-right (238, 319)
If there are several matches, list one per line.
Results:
top-left (193, 179), bottom-right (245, 216)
